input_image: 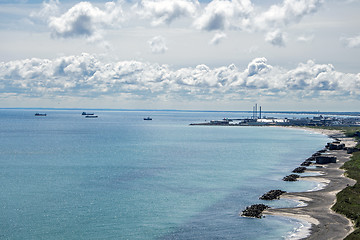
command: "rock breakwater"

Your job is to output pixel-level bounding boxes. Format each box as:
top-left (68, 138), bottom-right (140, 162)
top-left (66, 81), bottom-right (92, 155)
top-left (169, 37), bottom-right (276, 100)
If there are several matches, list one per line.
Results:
top-left (259, 190), bottom-right (286, 200)
top-left (241, 204), bottom-right (269, 218)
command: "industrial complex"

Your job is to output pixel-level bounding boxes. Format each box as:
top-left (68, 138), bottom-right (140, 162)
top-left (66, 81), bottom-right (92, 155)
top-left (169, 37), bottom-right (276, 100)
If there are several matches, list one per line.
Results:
top-left (190, 104), bottom-right (360, 127)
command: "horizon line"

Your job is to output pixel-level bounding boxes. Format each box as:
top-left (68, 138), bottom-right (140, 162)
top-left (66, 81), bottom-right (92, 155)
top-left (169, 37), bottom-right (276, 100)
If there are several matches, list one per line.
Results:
top-left (1, 107), bottom-right (359, 115)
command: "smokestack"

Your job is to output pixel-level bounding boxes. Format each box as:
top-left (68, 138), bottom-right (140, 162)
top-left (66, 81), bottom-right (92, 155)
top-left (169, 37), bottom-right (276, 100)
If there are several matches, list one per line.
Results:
top-left (259, 106), bottom-right (262, 119)
top-left (255, 104), bottom-right (257, 119)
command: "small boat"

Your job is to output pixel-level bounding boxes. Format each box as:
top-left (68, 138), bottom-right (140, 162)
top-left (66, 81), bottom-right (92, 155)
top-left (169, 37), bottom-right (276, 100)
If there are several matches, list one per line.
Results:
top-left (85, 115), bottom-right (98, 118)
top-left (82, 112), bottom-right (94, 115)
top-left (143, 117), bottom-right (152, 120)
top-left (35, 113), bottom-right (46, 116)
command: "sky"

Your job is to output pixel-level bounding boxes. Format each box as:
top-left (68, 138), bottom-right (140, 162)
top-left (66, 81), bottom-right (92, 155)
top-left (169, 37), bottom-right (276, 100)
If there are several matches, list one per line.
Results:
top-left (0, 0), bottom-right (359, 111)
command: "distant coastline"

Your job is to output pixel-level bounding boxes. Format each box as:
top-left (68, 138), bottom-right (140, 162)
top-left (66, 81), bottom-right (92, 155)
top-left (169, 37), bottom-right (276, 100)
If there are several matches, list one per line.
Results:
top-left (190, 115), bottom-right (360, 127)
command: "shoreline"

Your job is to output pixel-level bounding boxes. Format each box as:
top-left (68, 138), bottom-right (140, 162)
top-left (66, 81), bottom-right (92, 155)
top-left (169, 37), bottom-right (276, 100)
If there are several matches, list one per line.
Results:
top-left (264, 127), bottom-right (357, 240)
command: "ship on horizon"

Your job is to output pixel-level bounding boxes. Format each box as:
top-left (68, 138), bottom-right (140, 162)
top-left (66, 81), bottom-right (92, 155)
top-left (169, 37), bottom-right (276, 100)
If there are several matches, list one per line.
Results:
top-left (82, 112), bottom-right (94, 116)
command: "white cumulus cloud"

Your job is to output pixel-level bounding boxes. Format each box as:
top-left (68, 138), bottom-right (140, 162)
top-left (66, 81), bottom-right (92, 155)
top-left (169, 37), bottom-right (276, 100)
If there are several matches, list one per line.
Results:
top-left (194, 0), bottom-right (253, 31)
top-left (253, 0), bottom-right (323, 46)
top-left (265, 29), bottom-right (286, 47)
top-left (135, 0), bottom-right (198, 26)
top-left (246, 57), bottom-right (273, 76)
top-left (341, 35), bottom-right (360, 48)
top-left (30, 0), bottom-right (60, 21)
top-left (48, 1), bottom-right (123, 41)
top-left (28, 0), bottom-right (326, 48)
top-left (209, 32), bottom-right (227, 45)
top-left (148, 35), bottom-right (168, 54)
top-left (1, 54), bottom-right (360, 102)
top-left (297, 34), bottom-right (314, 43)
top-left (254, 0), bottom-right (323, 30)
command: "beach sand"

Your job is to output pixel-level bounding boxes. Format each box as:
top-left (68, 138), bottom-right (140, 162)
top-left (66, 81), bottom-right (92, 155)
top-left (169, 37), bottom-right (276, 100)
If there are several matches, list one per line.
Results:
top-left (264, 127), bottom-right (357, 240)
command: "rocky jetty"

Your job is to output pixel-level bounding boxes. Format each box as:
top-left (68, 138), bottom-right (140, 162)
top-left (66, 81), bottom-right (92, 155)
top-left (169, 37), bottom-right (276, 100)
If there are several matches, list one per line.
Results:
top-left (312, 152), bottom-right (321, 157)
top-left (241, 204), bottom-right (269, 218)
top-left (259, 190), bottom-right (286, 200)
top-left (292, 167), bottom-right (307, 173)
top-left (301, 158), bottom-right (313, 166)
top-left (310, 149), bottom-right (328, 158)
top-left (283, 174), bottom-right (300, 181)
top-left (301, 161), bottom-right (311, 166)
top-left (326, 142), bottom-right (345, 150)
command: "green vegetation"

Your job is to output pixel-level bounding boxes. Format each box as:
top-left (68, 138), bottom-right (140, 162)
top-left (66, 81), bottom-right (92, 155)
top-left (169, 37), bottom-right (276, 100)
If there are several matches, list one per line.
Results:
top-left (325, 127), bottom-right (360, 239)
top-left (332, 151), bottom-right (360, 239)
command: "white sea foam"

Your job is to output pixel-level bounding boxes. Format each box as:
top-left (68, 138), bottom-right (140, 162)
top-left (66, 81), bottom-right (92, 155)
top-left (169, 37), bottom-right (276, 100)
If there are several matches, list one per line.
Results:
top-left (293, 199), bottom-right (307, 207)
top-left (306, 182), bottom-right (327, 192)
top-left (300, 171), bottom-right (323, 177)
top-left (285, 219), bottom-right (312, 240)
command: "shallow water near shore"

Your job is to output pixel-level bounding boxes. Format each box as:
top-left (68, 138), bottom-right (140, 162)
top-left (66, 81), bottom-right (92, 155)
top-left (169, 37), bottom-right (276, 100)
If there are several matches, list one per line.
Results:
top-left (0, 109), bottom-right (330, 239)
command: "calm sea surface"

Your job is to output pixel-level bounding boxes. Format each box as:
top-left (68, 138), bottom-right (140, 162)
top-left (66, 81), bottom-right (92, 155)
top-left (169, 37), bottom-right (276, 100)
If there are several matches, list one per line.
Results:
top-left (0, 109), bottom-right (330, 240)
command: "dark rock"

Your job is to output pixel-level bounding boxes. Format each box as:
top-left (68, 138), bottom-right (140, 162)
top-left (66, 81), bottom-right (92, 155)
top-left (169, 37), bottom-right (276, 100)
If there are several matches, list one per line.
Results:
top-left (241, 204), bottom-right (269, 218)
top-left (259, 190), bottom-right (286, 200)
top-left (283, 174), bottom-right (300, 181)
top-left (328, 143), bottom-right (345, 150)
top-left (307, 156), bottom-right (315, 161)
top-left (315, 155), bottom-right (337, 164)
top-left (301, 156), bottom-right (316, 166)
top-left (301, 161), bottom-right (312, 166)
top-left (347, 147), bottom-right (360, 154)
top-left (292, 167), bottom-right (307, 173)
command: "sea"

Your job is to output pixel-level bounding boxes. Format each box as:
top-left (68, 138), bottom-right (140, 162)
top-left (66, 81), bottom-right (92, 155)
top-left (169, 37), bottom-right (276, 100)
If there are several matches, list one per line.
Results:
top-left (0, 109), bottom-right (331, 240)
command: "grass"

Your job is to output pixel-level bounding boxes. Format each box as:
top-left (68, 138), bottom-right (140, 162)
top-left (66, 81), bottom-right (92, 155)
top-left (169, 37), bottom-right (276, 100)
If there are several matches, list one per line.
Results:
top-left (332, 150), bottom-right (360, 239)
top-left (320, 127), bottom-right (360, 239)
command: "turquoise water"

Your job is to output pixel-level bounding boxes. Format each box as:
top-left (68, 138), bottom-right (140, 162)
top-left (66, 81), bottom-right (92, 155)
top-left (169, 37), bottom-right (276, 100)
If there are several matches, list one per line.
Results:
top-left (0, 110), bottom-right (330, 240)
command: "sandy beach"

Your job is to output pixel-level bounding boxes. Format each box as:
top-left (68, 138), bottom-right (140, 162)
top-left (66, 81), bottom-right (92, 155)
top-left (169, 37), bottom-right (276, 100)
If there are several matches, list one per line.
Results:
top-left (264, 127), bottom-right (357, 240)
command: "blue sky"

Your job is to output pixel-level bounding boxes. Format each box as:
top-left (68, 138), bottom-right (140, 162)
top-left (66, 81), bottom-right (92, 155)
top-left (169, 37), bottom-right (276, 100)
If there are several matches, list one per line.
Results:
top-left (0, 0), bottom-right (359, 111)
